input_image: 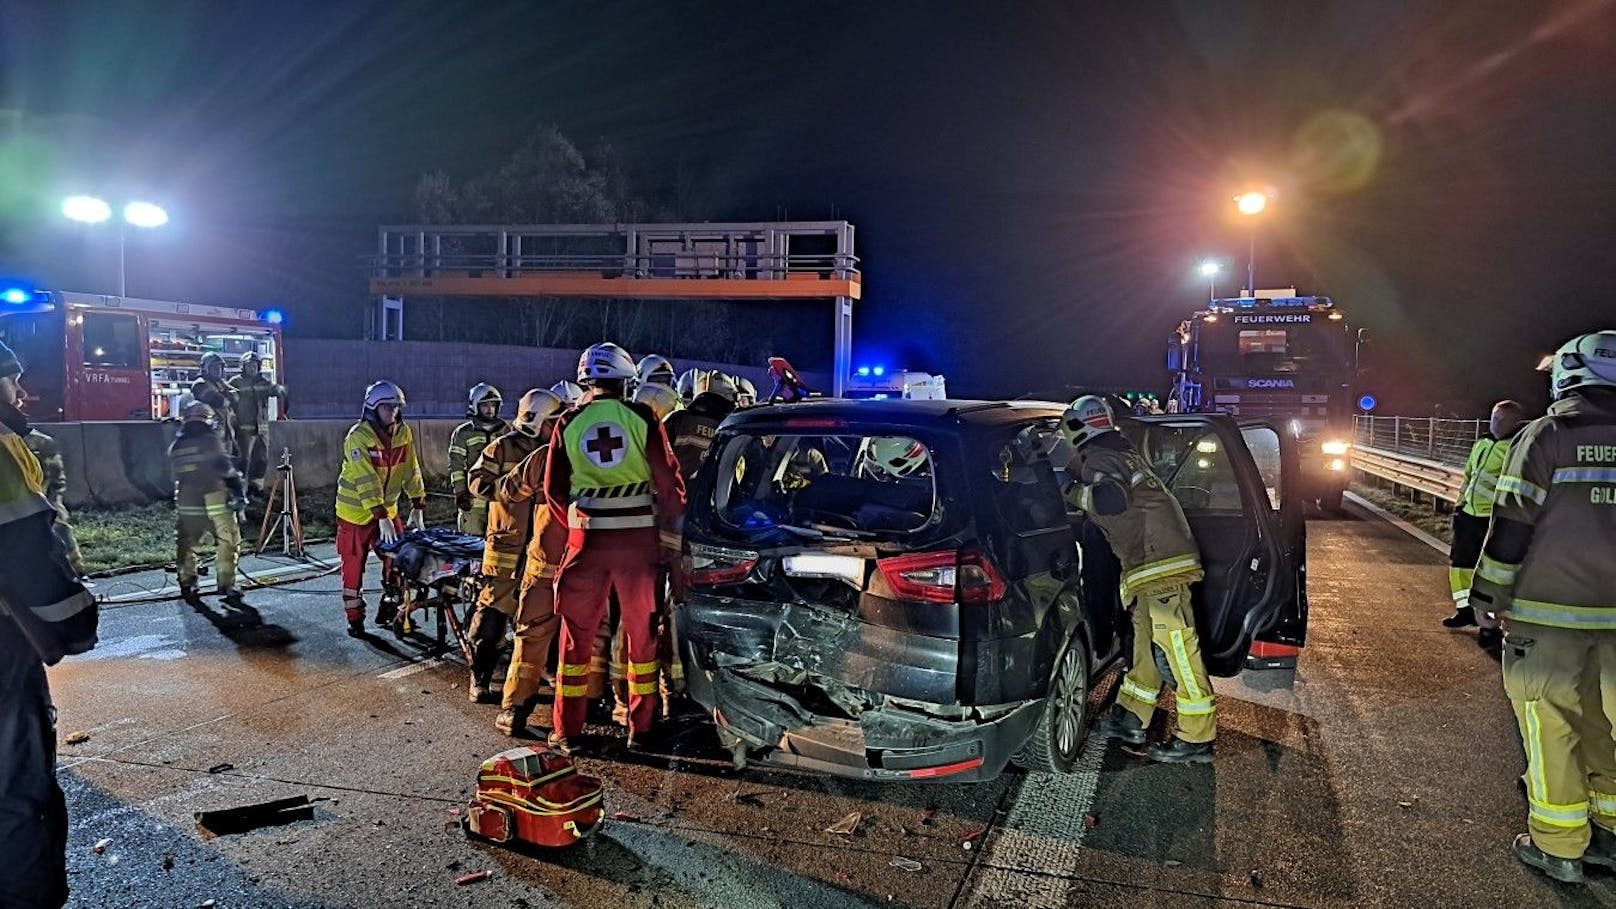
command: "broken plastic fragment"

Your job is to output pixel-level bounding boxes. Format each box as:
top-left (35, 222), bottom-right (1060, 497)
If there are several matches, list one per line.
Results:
top-left (825, 811), bottom-right (862, 835)
top-left (889, 857), bottom-right (923, 873)
top-left (454, 870), bottom-right (492, 886)
top-left (611, 811), bottom-right (642, 823)
top-left (64, 731), bottom-right (90, 745)
top-left (93, 838), bottom-right (111, 854)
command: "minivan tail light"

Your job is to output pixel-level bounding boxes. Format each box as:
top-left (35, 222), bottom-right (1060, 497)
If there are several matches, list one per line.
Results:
top-left (876, 548), bottom-right (1007, 605)
top-left (685, 543), bottom-right (759, 585)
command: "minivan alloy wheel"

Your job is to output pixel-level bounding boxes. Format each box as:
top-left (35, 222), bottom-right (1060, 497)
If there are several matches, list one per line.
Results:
top-left (1051, 642), bottom-right (1089, 761)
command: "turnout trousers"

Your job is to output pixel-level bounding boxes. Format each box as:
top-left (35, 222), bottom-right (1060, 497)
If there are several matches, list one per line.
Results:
top-left (237, 429), bottom-right (270, 495)
top-left (1448, 510), bottom-right (1489, 610)
top-left (552, 545), bottom-right (659, 737)
top-left (1502, 623), bottom-right (1616, 860)
top-left (500, 576), bottom-right (561, 712)
top-left (177, 491), bottom-right (240, 592)
top-left (1114, 583), bottom-right (1217, 744)
top-left (0, 630), bottom-right (68, 909)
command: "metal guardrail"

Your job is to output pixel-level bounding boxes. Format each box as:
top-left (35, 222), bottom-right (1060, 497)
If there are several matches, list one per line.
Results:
top-left (1352, 446), bottom-right (1465, 504)
top-left (1354, 415), bottom-right (1484, 467)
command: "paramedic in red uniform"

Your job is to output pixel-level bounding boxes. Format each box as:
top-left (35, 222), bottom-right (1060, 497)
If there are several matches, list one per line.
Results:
top-left (544, 343), bottom-right (685, 754)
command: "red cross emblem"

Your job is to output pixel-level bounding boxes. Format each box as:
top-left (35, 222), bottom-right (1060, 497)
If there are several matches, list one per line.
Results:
top-left (580, 423), bottom-right (627, 467)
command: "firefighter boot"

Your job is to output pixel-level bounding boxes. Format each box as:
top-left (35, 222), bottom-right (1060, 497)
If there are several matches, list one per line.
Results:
top-left (467, 608), bottom-right (508, 704)
top-left (1442, 606), bottom-right (1477, 628)
top-left (1585, 826), bottom-right (1616, 870)
top-left (1514, 833), bottom-right (1585, 884)
top-left (345, 603), bottom-right (366, 637)
top-left (1096, 704), bottom-right (1148, 745)
top-left (495, 705), bottom-right (532, 738)
top-left (1148, 738), bottom-right (1215, 764)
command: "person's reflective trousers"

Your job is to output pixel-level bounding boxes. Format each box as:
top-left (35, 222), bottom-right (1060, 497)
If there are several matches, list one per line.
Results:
top-left (1502, 623), bottom-right (1616, 860)
top-left (0, 628), bottom-right (68, 909)
top-left (552, 545), bottom-right (658, 737)
top-left (1115, 583), bottom-right (1217, 744)
top-left (501, 576), bottom-right (560, 712)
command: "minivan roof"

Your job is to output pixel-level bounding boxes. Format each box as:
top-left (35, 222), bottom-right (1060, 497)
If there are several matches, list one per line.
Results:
top-left (725, 398), bottom-right (1065, 430)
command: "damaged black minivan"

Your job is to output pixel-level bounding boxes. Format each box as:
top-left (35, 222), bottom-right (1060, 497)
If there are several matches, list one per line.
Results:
top-left (675, 399), bottom-right (1307, 782)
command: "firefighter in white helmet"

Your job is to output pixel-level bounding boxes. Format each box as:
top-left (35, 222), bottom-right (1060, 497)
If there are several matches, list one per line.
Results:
top-left (449, 384), bottom-right (508, 536)
top-left (544, 343), bottom-right (686, 754)
top-left (335, 380), bottom-right (426, 636)
top-left (635, 355), bottom-right (676, 393)
top-left (1469, 330), bottom-right (1616, 883)
top-left (1063, 394), bottom-right (1215, 763)
top-left (733, 375), bottom-right (758, 409)
top-left (550, 380), bottom-right (585, 408)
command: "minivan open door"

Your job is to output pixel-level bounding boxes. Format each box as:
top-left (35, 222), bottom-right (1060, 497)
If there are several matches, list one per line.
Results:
top-left (1121, 415), bottom-right (1304, 676)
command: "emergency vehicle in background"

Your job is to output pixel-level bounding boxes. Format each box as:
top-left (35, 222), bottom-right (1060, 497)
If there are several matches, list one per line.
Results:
top-left (1166, 288), bottom-right (1364, 512)
top-left (843, 366), bottom-right (947, 401)
top-left (0, 290), bottom-right (284, 422)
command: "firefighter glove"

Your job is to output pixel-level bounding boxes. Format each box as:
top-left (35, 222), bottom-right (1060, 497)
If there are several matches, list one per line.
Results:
top-left (456, 491), bottom-right (473, 511)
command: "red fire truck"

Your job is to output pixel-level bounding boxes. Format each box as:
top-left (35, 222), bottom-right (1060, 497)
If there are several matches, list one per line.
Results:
top-left (0, 291), bottom-right (284, 422)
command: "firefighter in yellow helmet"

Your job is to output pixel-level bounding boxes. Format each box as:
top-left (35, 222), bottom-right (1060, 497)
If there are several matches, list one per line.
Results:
top-left (1443, 400), bottom-right (1528, 634)
top-left (1062, 395), bottom-right (1214, 763)
top-left (464, 389), bottom-right (562, 705)
top-left (449, 384), bottom-right (508, 536)
top-left (169, 402), bottom-right (248, 604)
top-left (335, 380), bottom-right (426, 636)
top-left (1469, 330), bottom-right (1616, 884)
top-left (0, 339), bottom-right (97, 909)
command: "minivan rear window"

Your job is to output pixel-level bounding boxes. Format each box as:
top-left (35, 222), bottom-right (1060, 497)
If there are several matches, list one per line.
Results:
top-left (711, 433), bottom-right (937, 535)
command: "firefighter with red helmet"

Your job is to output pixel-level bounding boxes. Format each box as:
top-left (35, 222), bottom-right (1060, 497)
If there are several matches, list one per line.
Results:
top-left (335, 380), bottom-right (426, 636)
top-left (544, 343), bottom-right (686, 754)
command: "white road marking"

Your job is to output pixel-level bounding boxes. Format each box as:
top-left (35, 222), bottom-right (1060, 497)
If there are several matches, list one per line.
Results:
top-left (959, 730), bottom-right (1109, 908)
top-left (1343, 490), bottom-right (1447, 555)
top-left (377, 659), bottom-right (450, 680)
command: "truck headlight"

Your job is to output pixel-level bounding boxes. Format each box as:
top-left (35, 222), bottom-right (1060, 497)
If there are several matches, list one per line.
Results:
top-left (1321, 440), bottom-right (1351, 456)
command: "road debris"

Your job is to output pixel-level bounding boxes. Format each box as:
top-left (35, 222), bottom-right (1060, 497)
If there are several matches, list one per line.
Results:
top-left (162, 854), bottom-right (176, 871)
top-left (611, 811), bottom-right (642, 823)
top-left (1250, 870), bottom-right (1265, 888)
top-left (454, 870), bottom-right (493, 886)
top-left (195, 795), bottom-right (313, 835)
top-left (921, 807), bottom-right (937, 826)
top-left (92, 838), bottom-right (111, 854)
top-left (825, 811), bottom-right (863, 835)
top-left (961, 828), bottom-right (987, 850)
top-left (206, 763), bottom-right (234, 774)
top-left (1083, 813), bottom-right (1099, 829)
top-left (1165, 860), bottom-right (1183, 868)
top-left (889, 857), bottom-right (923, 873)
top-left (63, 731), bottom-right (91, 745)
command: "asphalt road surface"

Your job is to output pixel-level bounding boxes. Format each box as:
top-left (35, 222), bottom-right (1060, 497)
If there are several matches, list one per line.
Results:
top-left (45, 504), bottom-right (1616, 908)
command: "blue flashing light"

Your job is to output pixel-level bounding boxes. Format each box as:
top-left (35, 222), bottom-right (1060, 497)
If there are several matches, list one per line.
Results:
top-left (261, 309), bottom-right (285, 325)
top-left (1358, 394), bottom-right (1378, 413)
top-left (1, 288), bottom-right (33, 305)
top-left (872, 365), bottom-right (886, 377)
top-left (856, 366), bottom-right (871, 377)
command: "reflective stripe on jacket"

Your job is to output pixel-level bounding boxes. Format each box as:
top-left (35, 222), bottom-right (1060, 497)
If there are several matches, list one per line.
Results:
top-left (1066, 433), bottom-right (1204, 603)
top-left (448, 418), bottom-right (508, 500)
top-left (226, 374), bottom-right (285, 435)
top-left (0, 418), bottom-right (96, 664)
top-left (1460, 434), bottom-right (1513, 517)
top-left (169, 423), bottom-right (241, 507)
top-left (468, 430), bottom-right (542, 579)
top-left (335, 419), bottom-right (425, 525)
top-left (499, 442), bottom-right (568, 585)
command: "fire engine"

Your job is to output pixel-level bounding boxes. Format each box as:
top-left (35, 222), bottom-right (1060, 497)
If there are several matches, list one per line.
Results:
top-left (0, 290), bottom-right (284, 422)
top-left (1166, 289), bottom-right (1365, 512)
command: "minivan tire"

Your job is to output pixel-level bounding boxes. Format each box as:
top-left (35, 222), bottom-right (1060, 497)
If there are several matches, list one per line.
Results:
top-left (1012, 633), bottom-right (1091, 773)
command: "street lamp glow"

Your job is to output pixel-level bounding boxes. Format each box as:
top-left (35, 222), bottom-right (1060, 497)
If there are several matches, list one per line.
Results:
top-left (123, 201), bottom-right (169, 228)
top-left (62, 195), bottom-right (112, 224)
top-left (1234, 191), bottom-right (1268, 216)
top-left (1198, 260), bottom-right (1221, 277)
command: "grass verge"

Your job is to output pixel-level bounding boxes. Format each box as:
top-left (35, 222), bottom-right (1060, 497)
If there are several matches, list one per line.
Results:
top-left (1349, 480), bottom-right (1454, 545)
top-left (71, 489), bottom-right (460, 575)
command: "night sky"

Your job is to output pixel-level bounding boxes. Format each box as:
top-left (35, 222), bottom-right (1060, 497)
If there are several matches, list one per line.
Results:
top-left (3, 0), bottom-right (1613, 413)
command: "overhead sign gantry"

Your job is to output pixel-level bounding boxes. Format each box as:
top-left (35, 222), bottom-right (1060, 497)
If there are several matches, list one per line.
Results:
top-left (367, 221), bottom-right (861, 396)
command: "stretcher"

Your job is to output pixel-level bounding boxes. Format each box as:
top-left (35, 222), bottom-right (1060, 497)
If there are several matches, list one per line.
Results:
top-left (377, 527), bottom-right (485, 662)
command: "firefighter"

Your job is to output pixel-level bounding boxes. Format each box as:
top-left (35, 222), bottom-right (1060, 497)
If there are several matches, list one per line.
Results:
top-left (675, 368), bottom-right (701, 405)
top-left (465, 389), bottom-right (561, 704)
top-left (1062, 395), bottom-right (1216, 763)
top-left (489, 390), bottom-right (571, 735)
top-left (733, 375), bottom-right (759, 409)
top-left (545, 343), bottom-right (686, 755)
top-left (635, 354), bottom-right (677, 393)
top-left (449, 384), bottom-right (508, 536)
top-left (0, 339), bottom-right (98, 909)
top-left (1443, 400), bottom-right (1528, 632)
top-left (550, 380), bottom-right (585, 408)
top-left (190, 352), bottom-right (238, 455)
top-left (1469, 330), bottom-right (1616, 884)
top-left (226, 351), bottom-right (287, 497)
top-left (632, 382), bottom-right (682, 422)
top-left (24, 428), bottom-right (84, 577)
top-left (335, 380), bottom-right (426, 636)
top-left (169, 403), bottom-right (248, 603)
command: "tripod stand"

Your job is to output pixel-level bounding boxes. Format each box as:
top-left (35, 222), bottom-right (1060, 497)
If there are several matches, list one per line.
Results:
top-left (256, 447), bottom-right (305, 557)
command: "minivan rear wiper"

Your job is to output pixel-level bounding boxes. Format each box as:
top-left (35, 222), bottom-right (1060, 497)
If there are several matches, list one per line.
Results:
top-left (779, 522), bottom-right (876, 541)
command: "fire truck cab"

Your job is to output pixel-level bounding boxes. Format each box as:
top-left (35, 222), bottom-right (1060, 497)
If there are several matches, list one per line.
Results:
top-left (0, 291), bottom-right (284, 423)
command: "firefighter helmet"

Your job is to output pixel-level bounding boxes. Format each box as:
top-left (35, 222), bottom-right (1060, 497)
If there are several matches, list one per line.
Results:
top-left (1062, 395), bottom-right (1117, 449)
top-left (675, 368), bottom-right (700, 402)
top-left (577, 342), bottom-right (635, 383)
top-left (733, 375), bottom-right (758, 408)
top-left (239, 351), bottom-right (263, 374)
top-left (694, 370), bottom-right (736, 402)
top-left (200, 352), bottom-right (226, 380)
top-left (1541, 330), bottom-right (1616, 399)
top-left (181, 402), bottom-right (216, 426)
top-left (859, 436), bottom-right (929, 480)
top-left (513, 389), bottom-right (565, 438)
top-left (363, 380), bottom-right (406, 421)
top-left (467, 383), bottom-right (503, 415)
top-left (549, 380), bottom-right (585, 406)
top-left (636, 355), bottom-right (676, 389)
top-left (633, 382), bottom-right (681, 421)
